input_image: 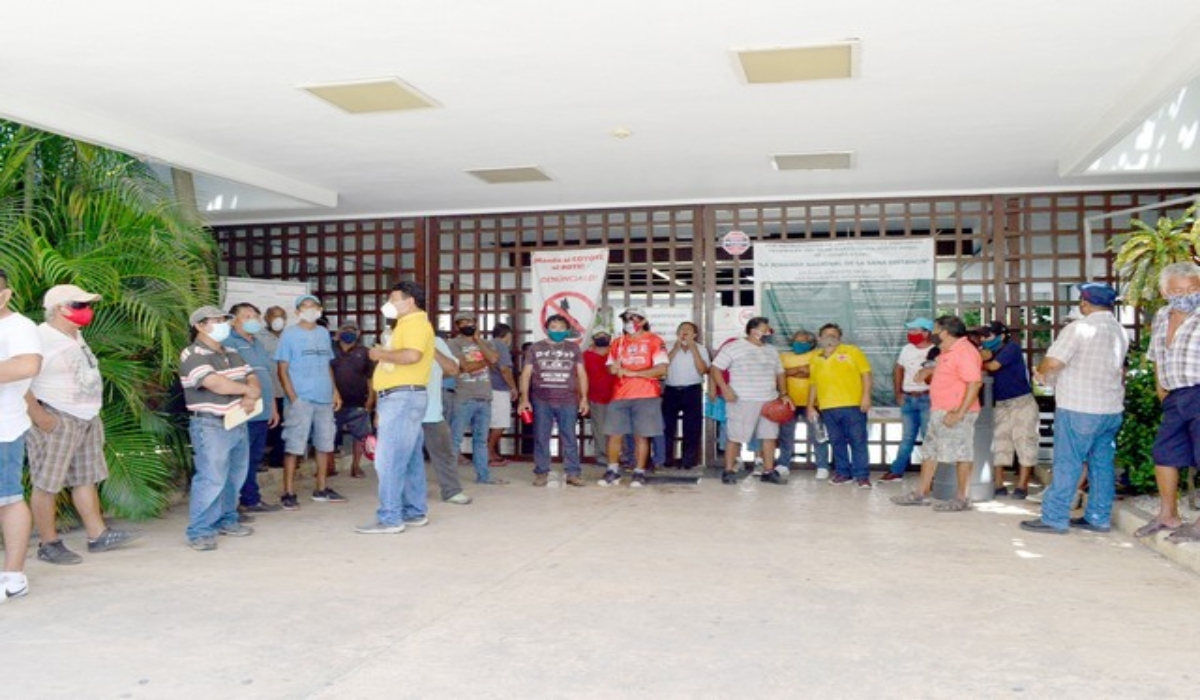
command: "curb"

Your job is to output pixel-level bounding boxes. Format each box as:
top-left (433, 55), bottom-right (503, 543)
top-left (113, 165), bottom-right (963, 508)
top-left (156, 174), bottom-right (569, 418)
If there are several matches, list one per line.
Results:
top-left (1114, 503), bottom-right (1200, 575)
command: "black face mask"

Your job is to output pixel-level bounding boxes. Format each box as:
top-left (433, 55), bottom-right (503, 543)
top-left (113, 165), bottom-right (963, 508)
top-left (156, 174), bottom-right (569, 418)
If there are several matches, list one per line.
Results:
top-left (459, 325), bottom-right (476, 337)
top-left (593, 336), bottom-right (611, 348)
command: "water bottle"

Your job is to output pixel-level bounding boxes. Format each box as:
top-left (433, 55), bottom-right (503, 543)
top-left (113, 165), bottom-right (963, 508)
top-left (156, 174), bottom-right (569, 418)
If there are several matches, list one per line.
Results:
top-left (814, 420), bottom-right (829, 444)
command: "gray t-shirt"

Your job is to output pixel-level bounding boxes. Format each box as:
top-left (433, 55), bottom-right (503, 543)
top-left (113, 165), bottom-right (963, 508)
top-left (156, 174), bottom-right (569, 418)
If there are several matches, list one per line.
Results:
top-left (489, 340), bottom-right (515, 391)
top-left (447, 335), bottom-right (494, 401)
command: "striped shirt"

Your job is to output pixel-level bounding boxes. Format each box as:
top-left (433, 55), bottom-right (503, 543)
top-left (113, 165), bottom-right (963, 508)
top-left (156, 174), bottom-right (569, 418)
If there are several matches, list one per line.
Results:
top-left (711, 339), bottom-right (783, 401)
top-left (1046, 311), bottom-right (1128, 414)
top-left (1148, 307), bottom-right (1200, 391)
top-left (180, 341), bottom-right (252, 416)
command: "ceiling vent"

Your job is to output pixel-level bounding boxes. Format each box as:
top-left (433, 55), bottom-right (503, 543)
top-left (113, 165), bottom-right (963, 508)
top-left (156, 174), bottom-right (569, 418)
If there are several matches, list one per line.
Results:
top-left (736, 41), bottom-right (859, 84)
top-left (772, 151), bottom-right (856, 171)
top-left (300, 77), bottom-right (439, 114)
top-left (466, 166), bottom-right (553, 184)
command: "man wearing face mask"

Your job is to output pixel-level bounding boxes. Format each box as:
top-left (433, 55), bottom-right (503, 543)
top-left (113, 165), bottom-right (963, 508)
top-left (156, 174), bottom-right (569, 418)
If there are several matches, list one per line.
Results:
top-left (24, 285), bottom-right (139, 565)
top-left (331, 320), bottom-right (374, 480)
top-left (583, 329), bottom-right (617, 463)
top-left (600, 308), bottom-right (668, 487)
top-left (258, 305), bottom-right (288, 468)
top-left (518, 315), bottom-right (590, 487)
top-left (711, 317), bottom-right (790, 485)
top-left (275, 294), bottom-right (344, 509)
top-left (976, 321), bottom-right (1039, 500)
top-left (1132, 264), bottom-right (1200, 541)
top-left (662, 321), bottom-right (709, 470)
top-left (180, 306), bottom-right (263, 551)
top-left (222, 303), bottom-right (282, 515)
top-left (882, 318), bottom-right (936, 483)
top-left (892, 315), bottom-right (983, 511)
top-left (447, 311), bottom-right (507, 485)
top-left (806, 324), bottom-right (874, 488)
top-left (778, 329), bottom-right (829, 478)
top-left (486, 323), bottom-right (519, 467)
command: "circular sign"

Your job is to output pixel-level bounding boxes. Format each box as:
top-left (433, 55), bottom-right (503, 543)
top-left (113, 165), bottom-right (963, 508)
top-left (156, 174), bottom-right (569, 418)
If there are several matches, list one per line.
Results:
top-left (722, 229), bottom-right (751, 256)
top-left (540, 291), bottom-right (595, 343)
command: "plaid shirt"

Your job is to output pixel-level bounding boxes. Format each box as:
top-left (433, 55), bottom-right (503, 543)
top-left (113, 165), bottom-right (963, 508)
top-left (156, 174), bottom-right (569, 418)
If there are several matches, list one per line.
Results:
top-left (1148, 307), bottom-right (1200, 390)
top-left (1046, 311), bottom-right (1128, 414)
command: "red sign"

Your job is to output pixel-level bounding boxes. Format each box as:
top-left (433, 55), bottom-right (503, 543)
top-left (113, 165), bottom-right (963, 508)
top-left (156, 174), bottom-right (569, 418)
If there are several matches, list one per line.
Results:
top-left (541, 290), bottom-right (595, 343)
top-left (722, 229), bottom-right (751, 256)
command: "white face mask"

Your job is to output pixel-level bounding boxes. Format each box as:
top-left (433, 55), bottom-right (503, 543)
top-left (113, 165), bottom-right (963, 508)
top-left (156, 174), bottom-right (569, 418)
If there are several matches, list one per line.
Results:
top-left (298, 308), bottom-right (322, 323)
top-left (269, 317), bottom-right (285, 332)
top-left (381, 301), bottom-right (399, 319)
top-left (207, 322), bottom-right (231, 343)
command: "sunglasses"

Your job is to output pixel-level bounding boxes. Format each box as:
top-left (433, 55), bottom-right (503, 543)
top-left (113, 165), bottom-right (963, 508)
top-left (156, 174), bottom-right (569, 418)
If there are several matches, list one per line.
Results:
top-left (66, 301), bottom-right (94, 310)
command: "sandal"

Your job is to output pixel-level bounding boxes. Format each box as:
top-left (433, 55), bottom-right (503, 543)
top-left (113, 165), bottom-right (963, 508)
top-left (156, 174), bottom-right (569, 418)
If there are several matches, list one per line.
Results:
top-left (1165, 522), bottom-right (1200, 544)
top-left (933, 497), bottom-right (972, 512)
top-left (1133, 520), bottom-right (1178, 538)
top-left (891, 491), bottom-right (932, 506)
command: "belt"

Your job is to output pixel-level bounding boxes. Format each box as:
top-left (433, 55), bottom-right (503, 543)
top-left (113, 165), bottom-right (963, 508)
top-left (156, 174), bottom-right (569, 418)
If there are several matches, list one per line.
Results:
top-left (903, 391), bottom-right (929, 397)
top-left (378, 385), bottom-right (427, 398)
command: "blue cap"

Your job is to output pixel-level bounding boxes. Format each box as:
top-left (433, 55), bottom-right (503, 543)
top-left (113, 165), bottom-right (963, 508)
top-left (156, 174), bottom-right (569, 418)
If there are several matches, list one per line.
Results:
top-left (904, 317), bottom-right (934, 332)
top-left (294, 294), bottom-right (321, 308)
top-left (1078, 283), bottom-right (1117, 308)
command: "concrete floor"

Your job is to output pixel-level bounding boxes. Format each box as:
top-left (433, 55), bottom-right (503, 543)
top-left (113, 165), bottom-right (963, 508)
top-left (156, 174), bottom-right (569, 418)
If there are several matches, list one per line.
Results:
top-left (3, 460), bottom-right (1198, 700)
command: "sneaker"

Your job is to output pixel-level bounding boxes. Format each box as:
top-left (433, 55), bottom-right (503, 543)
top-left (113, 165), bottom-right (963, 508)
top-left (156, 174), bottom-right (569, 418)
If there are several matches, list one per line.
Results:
top-left (815, 467), bottom-right (830, 480)
top-left (855, 479), bottom-right (872, 489)
top-left (721, 470), bottom-right (738, 485)
top-left (312, 488), bottom-right (347, 503)
top-left (87, 528), bottom-right (141, 553)
top-left (403, 515), bottom-right (430, 527)
top-left (565, 475), bottom-right (586, 487)
top-left (879, 472), bottom-right (904, 483)
top-left (37, 540), bottom-right (82, 565)
top-left (1, 574), bottom-right (29, 602)
top-left (598, 470), bottom-right (622, 487)
top-left (533, 472), bottom-right (550, 487)
top-left (445, 492), bottom-right (473, 505)
top-left (829, 474), bottom-right (852, 485)
top-left (188, 536), bottom-right (218, 551)
top-left (993, 486), bottom-right (1010, 498)
top-left (1012, 488), bottom-right (1028, 500)
top-left (241, 501), bottom-right (283, 513)
top-left (760, 470), bottom-right (785, 485)
top-left (630, 471), bottom-right (647, 488)
top-left (218, 523), bottom-right (254, 537)
top-left (238, 512), bottom-right (256, 524)
top-left (355, 521), bottom-right (405, 535)
top-left (280, 493), bottom-right (299, 510)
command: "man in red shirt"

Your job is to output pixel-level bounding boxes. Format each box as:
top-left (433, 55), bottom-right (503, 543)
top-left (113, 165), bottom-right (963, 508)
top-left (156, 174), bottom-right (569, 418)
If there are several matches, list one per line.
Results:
top-left (599, 308), bottom-right (668, 488)
top-left (583, 329), bottom-right (617, 463)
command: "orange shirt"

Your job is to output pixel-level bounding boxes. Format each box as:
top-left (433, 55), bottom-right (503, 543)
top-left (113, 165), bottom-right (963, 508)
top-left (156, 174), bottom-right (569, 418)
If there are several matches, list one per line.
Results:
top-left (608, 332), bottom-right (668, 401)
top-left (930, 337), bottom-right (982, 412)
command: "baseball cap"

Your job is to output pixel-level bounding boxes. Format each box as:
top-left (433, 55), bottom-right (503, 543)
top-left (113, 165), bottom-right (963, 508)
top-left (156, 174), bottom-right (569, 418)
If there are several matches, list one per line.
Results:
top-left (620, 306), bottom-right (647, 320)
top-left (339, 319), bottom-right (359, 331)
top-left (974, 321), bottom-right (1009, 337)
top-left (903, 317), bottom-right (934, 332)
top-left (294, 294), bottom-right (321, 308)
top-left (189, 305), bottom-right (234, 326)
top-left (1078, 283), bottom-right (1118, 308)
top-left (44, 284), bottom-right (101, 309)
top-left (454, 311), bottom-right (476, 322)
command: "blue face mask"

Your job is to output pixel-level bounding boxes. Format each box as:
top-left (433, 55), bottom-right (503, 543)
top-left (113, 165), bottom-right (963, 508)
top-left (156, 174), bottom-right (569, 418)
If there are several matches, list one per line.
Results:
top-left (1167, 291), bottom-right (1200, 314)
top-left (339, 332), bottom-right (358, 344)
top-left (792, 342), bottom-right (814, 354)
top-left (982, 337), bottom-right (1002, 352)
top-left (548, 330), bottom-right (570, 342)
top-left (242, 319), bottom-right (263, 335)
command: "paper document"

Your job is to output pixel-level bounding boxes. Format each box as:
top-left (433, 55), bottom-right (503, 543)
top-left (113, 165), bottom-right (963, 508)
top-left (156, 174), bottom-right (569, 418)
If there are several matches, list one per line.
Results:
top-left (224, 398), bottom-right (264, 430)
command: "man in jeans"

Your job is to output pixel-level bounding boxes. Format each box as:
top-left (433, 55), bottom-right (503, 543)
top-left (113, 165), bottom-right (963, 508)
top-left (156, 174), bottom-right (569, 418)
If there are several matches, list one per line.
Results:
top-left (222, 302), bottom-right (282, 515)
top-left (807, 324), bottom-right (874, 488)
top-left (882, 318), bottom-right (935, 483)
top-left (518, 314), bottom-right (590, 487)
top-left (1021, 284), bottom-right (1129, 534)
top-left (25, 284), bottom-right (139, 565)
top-left (448, 312), bottom-right (507, 485)
top-left (275, 294), bottom-right (345, 508)
top-left (180, 306), bottom-right (262, 551)
top-left (779, 329), bottom-right (829, 477)
top-left (0, 268), bottom-right (40, 600)
top-left (356, 281), bottom-right (435, 534)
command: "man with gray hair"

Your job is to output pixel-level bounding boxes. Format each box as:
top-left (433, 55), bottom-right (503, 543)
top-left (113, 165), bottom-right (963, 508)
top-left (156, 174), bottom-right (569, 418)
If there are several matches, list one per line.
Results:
top-left (1135, 262), bottom-right (1200, 541)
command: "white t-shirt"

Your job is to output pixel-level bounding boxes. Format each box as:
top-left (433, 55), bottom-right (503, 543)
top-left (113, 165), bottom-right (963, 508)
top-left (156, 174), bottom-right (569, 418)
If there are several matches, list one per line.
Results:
top-left (0, 313), bottom-right (42, 441)
top-left (896, 343), bottom-right (933, 393)
top-left (665, 344), bottom-right (710, 387)
top-left (30, 323), bottom-right (103, 420)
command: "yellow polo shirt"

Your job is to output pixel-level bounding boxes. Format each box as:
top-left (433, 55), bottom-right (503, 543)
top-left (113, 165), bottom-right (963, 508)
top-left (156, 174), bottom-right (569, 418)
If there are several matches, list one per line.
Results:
top-left (372, 311), bottom-right (435, 390)
top-left (781, 349), bottom-right (819, 405)
top-left (810, 343), bottom-right (871, 409)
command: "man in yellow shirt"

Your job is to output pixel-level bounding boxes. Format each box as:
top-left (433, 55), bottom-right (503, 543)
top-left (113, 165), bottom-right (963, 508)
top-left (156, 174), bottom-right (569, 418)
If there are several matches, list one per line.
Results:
top-left (356, 281), bottom-right (435, 534)
top-left (806, 323), bottom-right (873, 487)
top-left (779, 330), bottom-right (830, 478)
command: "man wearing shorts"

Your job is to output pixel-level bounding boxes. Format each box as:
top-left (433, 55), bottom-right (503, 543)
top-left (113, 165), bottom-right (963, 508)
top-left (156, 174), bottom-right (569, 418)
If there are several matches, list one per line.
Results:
top-left (486, 323), bottom-right (519, 466)
top-left (331, 319), bottom-right (374, 479)
top-left (599, 307), bottom-right (667, 488)
top-left (1021, 283), bottom-right (1128, 535)
top-left (892, 315), bottom-right (983, 511)
top-left (0, 268), bottom-right (40, 599)
top-left (275, 293), bottom-right (344, 509)
top-left (978, 321), bottom-right (1040, 499)
top-left (25, 284), bottom-right (139, 565)
top-left (711, 317), bottom-right (789, 485)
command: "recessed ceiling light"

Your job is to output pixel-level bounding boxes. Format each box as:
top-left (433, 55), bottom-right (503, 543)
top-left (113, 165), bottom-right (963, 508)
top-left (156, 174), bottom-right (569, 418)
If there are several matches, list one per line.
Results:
top-left (736, 41), bottom-right (859, 84)
top-left (772, 151), bottom-right (856, 171)
top-left (300, 77), bottom-right (439, 114)
top-left (465, 166), bottom-right (553, 184)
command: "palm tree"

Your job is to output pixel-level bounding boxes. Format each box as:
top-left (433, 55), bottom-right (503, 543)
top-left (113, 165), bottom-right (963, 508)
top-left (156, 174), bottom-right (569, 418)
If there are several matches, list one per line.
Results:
top-left (0, 122), bottom-right (218, 519)
top-left (1109, 203), bottom-right (1200, 315)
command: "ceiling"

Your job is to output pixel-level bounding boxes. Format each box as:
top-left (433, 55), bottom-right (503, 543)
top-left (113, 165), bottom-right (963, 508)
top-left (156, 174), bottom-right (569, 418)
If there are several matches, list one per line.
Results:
top-left (4, 1), bottom-right (1200, 225)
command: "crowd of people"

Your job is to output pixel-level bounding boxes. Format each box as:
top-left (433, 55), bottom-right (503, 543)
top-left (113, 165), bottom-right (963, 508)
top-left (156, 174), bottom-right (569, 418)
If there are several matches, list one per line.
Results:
top-left (2, 262), bottom-right (1199, 601)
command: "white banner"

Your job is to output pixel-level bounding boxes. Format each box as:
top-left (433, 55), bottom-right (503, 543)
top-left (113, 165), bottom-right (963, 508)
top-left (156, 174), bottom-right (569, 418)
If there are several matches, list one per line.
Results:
top-left (531, 247), bottom-right (609, 343)
top-left (754, 239), bottom-right (935, 286)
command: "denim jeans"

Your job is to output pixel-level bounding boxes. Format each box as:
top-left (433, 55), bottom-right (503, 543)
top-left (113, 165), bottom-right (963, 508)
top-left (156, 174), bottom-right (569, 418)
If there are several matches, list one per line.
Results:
top-left (778, 410), bottom-right (831, 470)
top-left (240, 420), bottom-right (268, 507)
top-left (823, 406), bottom-right (870, 480)
top-left (187, 415), bottom-right (249, 541)
top-left (375, 390), bottom-right (429, 526)
top-left (1040, 408), bottom-right (1123, 529)
top-left (889, 393), bottom-right (931, 475)
top-left (532, 399), bottom-right (581, 475)
top-left (452, 398), bottom-right (493, 482)
top-left (0, 433), bottom-right (26, 507)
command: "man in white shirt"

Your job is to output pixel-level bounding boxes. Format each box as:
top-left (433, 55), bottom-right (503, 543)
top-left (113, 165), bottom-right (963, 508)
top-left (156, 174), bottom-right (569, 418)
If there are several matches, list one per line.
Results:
top-left (662, 321), bottom-right (710, 469)
top-left (24, 285), bottom-right (138, 565)
top-left (0, 269), bottom-right (40, 601)
top-left (882, 318), bottom-right (935, 483)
